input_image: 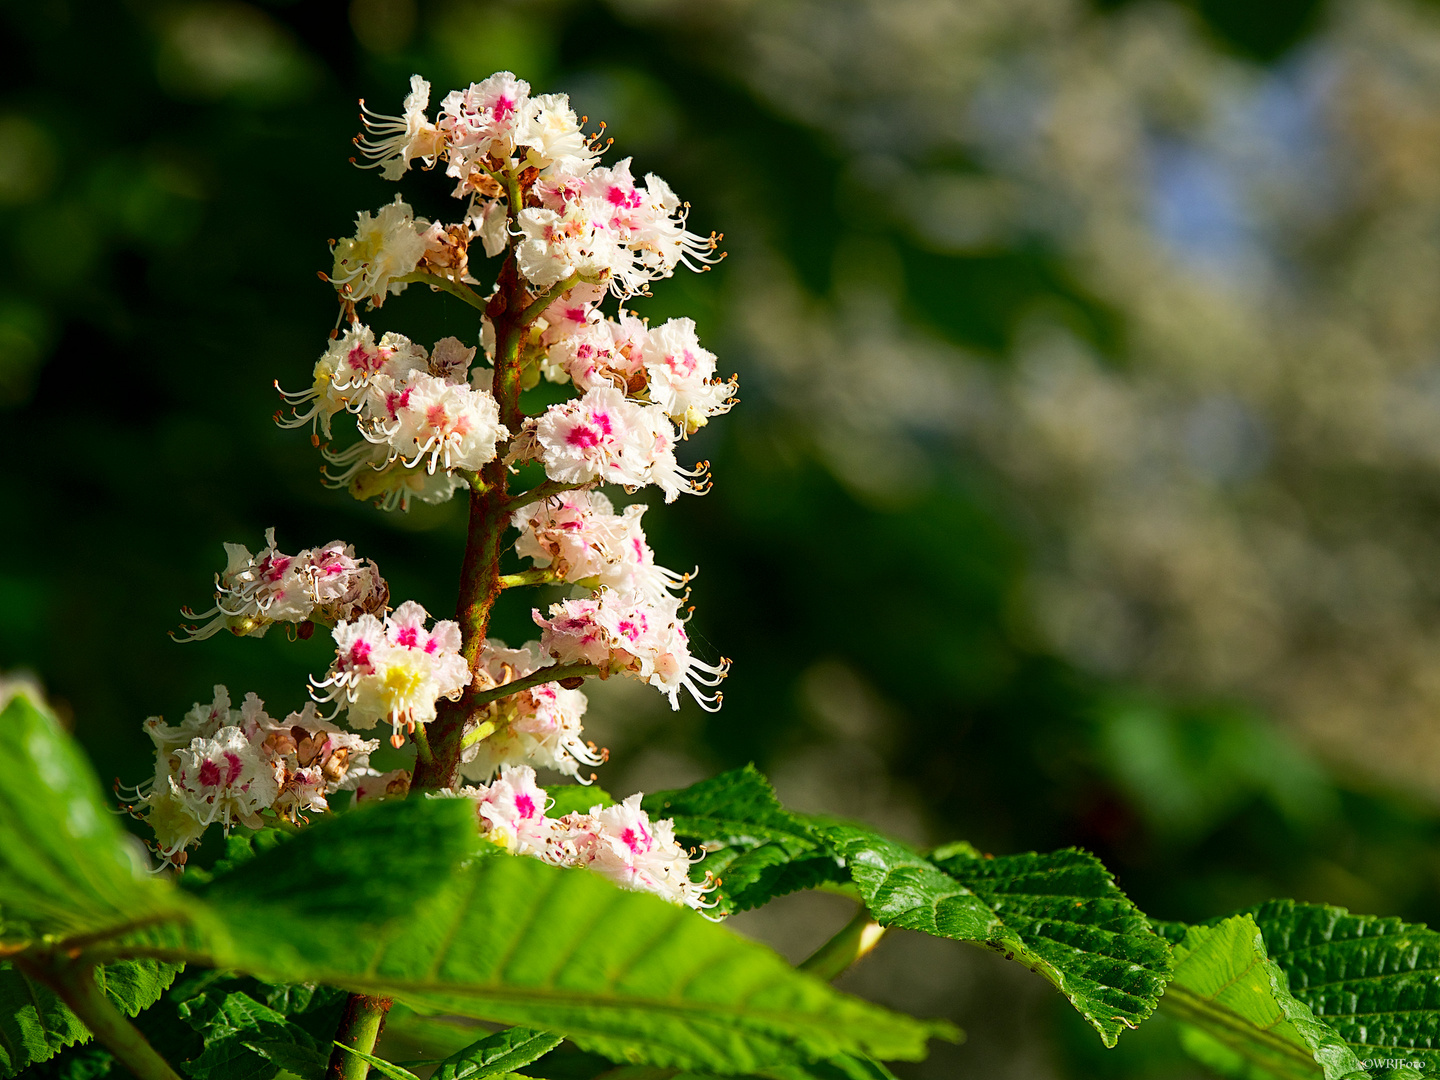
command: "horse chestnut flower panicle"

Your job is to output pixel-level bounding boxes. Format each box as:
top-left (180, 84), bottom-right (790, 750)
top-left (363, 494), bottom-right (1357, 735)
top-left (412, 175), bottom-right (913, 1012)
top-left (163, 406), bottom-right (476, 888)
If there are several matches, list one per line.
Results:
top-left (135, 69), bottom-right (734, 913)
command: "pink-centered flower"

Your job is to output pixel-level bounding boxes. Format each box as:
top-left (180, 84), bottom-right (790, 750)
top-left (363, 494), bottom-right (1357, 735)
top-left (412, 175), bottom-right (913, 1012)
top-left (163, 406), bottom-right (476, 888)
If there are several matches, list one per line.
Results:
top-left (313, 600), bottom-right (470, 744)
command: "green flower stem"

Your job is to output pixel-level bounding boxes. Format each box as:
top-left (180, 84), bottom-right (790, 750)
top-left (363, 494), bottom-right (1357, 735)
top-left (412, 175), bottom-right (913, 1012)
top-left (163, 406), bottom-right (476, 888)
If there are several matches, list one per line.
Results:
top-left (392, 271), bottom-right (488, 313)
top-left (412, 723), bottom-right (433, 768)
top-left (499, 568), bottom-right (555, 589)
top-left (459, 717), bottom-right (498, 750)
top-left (325, 994), bottom-right (394, 1080)
top-left (27, 959), bottom-right (184, 1080)
top-left (508, 478), bottom-right (587, 507)
top-left (470, 663), bottom-right (601, 709)
top-left (797, 907), bottom-right (887, 982)
top-left (505, 168), bottom-right (525, 227)
top-left (518, 271), bottom-right (583, 327)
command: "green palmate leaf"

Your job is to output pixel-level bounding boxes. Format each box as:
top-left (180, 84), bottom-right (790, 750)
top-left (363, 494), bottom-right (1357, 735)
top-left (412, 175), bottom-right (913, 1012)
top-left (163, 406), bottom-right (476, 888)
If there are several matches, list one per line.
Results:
top-left (432, 1027), bottom-right (563, 1080)
top-left (192, 851), bottom-right (951, 1073)
top-left (177, 988), bottom-right (329, 1080)
top-left (1162, 915), bottom-right (1369, 1080)
top-left (759, 1054), bottom-right (899, 1080)
top-left (0, 962), bottom-right (89, 1078)
top-left (644, 768), bottom-right (841, 914)
top-left (1242, 900), bottom-right (1440, 1078)
top-left (812, 825), bottom-right (995, 940)
top-left (932, 846), bottom-right (1174, 1048)
top-left (589, 1056), bottom-right (897, 1080)
top-left (0, 689), bottom-right (179, 940)
top-left (648, 768), bottom-right (1170, 1047)
top-left (0, 960), bottom-right (181, 1078)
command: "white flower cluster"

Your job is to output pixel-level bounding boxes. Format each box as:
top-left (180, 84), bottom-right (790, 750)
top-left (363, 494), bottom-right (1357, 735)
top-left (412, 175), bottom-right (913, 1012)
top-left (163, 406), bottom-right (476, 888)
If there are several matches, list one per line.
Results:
top-left (137, 71), bottom-right (736, 913)
top-left (523, 386), bottom-right (701, 503)
top-left (459, 640), bottom-right (602, 782)
top-left (541, 313), bottom-right (735, 436)
top-left (356, 73), bottom-right (718, 299)
top-left (125, 686), bottom-right (381, 866)
top-left (179, 529), bottom-right (388, 641)
top-left (534, 588), bottom-right (728, 712)
top-left (312, 601), bottom-right (471, 746)
top-left (512, 489), bottom-right (687, 601)
top-left (279, 325), bottom-right (506, 511)
top-left (451, 765), bottom-right (713, 910)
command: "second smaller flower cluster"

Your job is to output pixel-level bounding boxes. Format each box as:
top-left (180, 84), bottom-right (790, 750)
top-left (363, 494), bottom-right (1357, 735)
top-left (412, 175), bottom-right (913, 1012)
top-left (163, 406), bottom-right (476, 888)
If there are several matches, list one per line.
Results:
top-left (449, 764), bottom-right (714, 910)
top-left (280, 325), bottom-right (506, 511)
top-left (180, 529), bottom-right (387, 641)
top-left (124, 685), bottom-right (386, 866)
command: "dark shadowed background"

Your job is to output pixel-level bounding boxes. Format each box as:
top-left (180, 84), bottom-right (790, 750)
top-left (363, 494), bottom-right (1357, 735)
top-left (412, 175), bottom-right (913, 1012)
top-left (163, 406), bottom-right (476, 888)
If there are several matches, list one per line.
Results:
top-left (6, 0), bottom-right (1440, 1075)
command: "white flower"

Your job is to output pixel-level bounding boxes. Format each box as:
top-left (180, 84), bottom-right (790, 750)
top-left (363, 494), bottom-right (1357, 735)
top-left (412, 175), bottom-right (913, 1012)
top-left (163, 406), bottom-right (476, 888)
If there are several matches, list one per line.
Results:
top-left (376, 371), bottom-right (508, 474)
top-left (428, 336), bottom-right (477, 383)
top-left (311, 335), bottom-right (503, 509)
top-left (142, 684), bottom-right (234, 758)
top-left (545, 314), bottom-right (647, 392)
top-left (515, 203), bottom-right (605, 290)
top-left (329, 196), bottom-right (429, 309)
top-left (445, 771), bottom-right (714, 909)
top-left (140, 792), bottom-right (208, 867)
top-left (346, 767), bottom-right (412, 804)
top-left (439, 72), bottom-right (531, 182)
top-left (515, 93), bottom-right (597, 176)
top-left (325, 441), bottom-right (470, 512)
top-left (313, 600), bottom-right (471, 745)
top-left (531, 387), bottom-right (705, 502)
top-left (356, 74), bottom-right (445, 180)
top-left (640, 317), bottom-right (737, 434)
top-left (536, 281), bottom-right (606, 351)
top-left (257, 701), bottom-right (380, 818)
top-left (277, 325), bottom-right (429, 438)
top-left (167, 725), bottom-right (281, 832)
top-left (468, 764), bottom-right (553, 856)
top-left (529, 158), bottom-right (722, 298)
top-left (534, 589), bottom-right (729, 711)
top-left (470, 198), bottom-right (510, 258)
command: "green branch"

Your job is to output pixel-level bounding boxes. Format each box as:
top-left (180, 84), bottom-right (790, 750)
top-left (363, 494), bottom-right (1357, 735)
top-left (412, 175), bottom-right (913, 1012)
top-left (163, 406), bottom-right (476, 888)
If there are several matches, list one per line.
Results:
top-left (505, 168), bottom-right (525, 228)
top-left (518, 272), bottom-right (583, 327)
top-left (459, 717), bottom-right (498, 750)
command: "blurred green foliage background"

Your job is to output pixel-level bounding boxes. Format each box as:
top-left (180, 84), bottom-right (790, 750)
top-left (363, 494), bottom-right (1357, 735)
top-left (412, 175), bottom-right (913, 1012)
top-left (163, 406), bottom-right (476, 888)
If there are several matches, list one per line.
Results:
top-left (7, 0), bottom-right (1440, 1076)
